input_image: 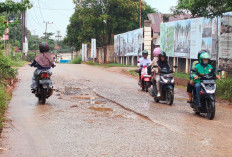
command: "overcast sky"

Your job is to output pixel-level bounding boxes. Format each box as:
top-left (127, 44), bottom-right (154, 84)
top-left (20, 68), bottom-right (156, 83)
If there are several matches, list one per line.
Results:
top-left (23, 0), bottom-right (178, 39)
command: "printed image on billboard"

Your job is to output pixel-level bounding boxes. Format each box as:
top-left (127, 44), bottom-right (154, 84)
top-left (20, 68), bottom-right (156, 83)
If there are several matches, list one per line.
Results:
top-left (174, 20), bottom-right (191, 57)
top-left (160, 22), bottom-right (174, 56)
top-left (202, 18), bottom-right (212, 38)
top-left (219, 13), bottom-right (232, 71)
top-left (114, 28), bottom-right (143, 56)
top-left (202, 38), bottom-right (212, 51)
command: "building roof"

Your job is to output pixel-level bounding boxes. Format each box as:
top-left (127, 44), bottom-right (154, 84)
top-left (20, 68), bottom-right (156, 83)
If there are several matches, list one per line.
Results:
top-left (147, 13), bottom-right (192, 33)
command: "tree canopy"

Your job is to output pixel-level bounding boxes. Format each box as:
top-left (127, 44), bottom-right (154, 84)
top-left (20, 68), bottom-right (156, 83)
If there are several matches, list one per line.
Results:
top-left (173, 0), bottom-right (232, 18)
top-left (64, 0), bottom-right (157, 50)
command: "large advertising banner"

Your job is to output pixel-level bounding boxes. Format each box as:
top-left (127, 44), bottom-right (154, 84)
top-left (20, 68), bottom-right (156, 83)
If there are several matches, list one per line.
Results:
top-left (174, 19), bottom-right (191, 57)
top-left (190, 18), bottom-right (203, 59)
top-left (114, 35), bottom-right (120, 56)
top-left (160, 17), bottom-right (220, 59)
top-left (114, 28), bottom-right (143, 56)
top-left (219, 13), bottom-right (232, 71)
top-left (160, 22), bottom-right (175, 56)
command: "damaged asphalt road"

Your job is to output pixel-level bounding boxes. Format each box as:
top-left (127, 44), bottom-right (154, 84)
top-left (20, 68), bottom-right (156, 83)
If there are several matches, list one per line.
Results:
top-left (1, 64), bottom-right (232, 156)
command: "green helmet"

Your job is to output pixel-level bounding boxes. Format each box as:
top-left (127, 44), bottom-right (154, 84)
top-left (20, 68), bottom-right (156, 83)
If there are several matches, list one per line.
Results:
top-left (199, 52), bottom-right (210, 63)
top-left (142, 50), bottom-right (148, 55)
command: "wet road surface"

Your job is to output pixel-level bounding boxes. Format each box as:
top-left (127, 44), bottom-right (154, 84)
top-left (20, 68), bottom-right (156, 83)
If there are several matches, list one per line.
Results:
top-left (1, 64), bottom-right (232, 156)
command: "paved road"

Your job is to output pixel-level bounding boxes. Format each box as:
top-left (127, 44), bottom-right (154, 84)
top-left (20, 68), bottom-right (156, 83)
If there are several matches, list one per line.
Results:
top-left (1, 64), bottom-right (232, 156)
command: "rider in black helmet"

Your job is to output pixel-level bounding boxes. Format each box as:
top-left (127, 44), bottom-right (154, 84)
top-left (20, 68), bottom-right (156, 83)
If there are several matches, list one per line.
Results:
top-left (156, 51), bottom-right (170, 96)
top-left (30, 42), bottom-right (55, 93)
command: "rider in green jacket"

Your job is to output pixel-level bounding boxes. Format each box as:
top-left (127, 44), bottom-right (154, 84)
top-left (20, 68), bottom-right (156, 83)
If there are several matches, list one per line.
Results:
top-left (192, 52), bottom-right (220, 107)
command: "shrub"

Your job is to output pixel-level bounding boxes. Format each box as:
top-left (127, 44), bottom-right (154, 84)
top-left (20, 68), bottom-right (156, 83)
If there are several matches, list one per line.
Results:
top-left (26, 52), bottom-right (37, 62)
top-left (0, 52), bottom-right (17, 80)
top-left (0, 85), bottom-right (8, 131)
top-left (216, 78), bottom-right (232, 101)
top-left (71, 56), bottom-right (82, 64)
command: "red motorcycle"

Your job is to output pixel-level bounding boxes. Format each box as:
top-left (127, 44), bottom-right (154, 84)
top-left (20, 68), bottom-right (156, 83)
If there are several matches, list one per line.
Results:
top-left (140, 65), bottom-right (152, 92)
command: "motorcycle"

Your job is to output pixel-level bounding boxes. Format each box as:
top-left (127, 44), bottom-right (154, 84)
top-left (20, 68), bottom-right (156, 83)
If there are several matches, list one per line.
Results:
top-left (189, 68), bottom-right (221, 120)
top-left (31, 65), bottom-right (54, 104)
top-left (150, 66), bottom-right (176, 105)
top-left (139, 64), bottom-right (152, 92)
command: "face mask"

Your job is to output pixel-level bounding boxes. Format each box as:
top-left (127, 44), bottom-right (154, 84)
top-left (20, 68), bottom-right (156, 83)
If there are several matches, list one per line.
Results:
top-left (203, 59), bottom-right (209, 64)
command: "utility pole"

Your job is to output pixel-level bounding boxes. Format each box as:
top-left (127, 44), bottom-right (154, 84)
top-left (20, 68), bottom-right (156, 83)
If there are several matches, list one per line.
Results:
top-left (55, 30), bottom-right (62, 42)
top-left (21, 0), bottom-right (26, 59)
top-left (43, 21), bottom-right (53, 40)
top-left (139, 0), bottom-right (142, 28)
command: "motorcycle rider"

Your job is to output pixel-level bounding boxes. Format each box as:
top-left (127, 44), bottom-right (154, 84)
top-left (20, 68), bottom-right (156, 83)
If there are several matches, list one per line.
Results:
top-left (187, 50), bottom-right (208, 103)
top-left (156, 51), bottom-right (170, 97)
top-left (31, 42), bottom-right (55, 93)
top-left (138, 50), bottom-right (151, 84)
top-left (192, 52), bottom-right (220, 107)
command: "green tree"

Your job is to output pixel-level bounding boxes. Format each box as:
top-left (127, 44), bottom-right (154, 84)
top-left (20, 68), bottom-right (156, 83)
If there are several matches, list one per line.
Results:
top-left (173, 0), bottom-right (232, 18)
top-left (65, 0), bottom-right (157, 50)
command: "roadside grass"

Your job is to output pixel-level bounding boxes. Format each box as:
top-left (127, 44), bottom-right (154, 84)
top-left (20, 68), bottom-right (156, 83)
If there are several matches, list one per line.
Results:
top-left (85, 61), bottom-right (101, 66)
top-left (174, 72), bottom-right (189, 80)
top-left (126, 70), bottom-right (139, 77)
top-left (0, 51), bottom-right (27, 132)
top-left (11, 60), bottom-right (28, 67)
top-left (0, 85), bottom-right (11, 132)
top-left (71, 56), bottom-right (82, 64)
top-left (102, 63), bottom-right (135, 68)
top-left (85, 62), bottom-right (135, 68)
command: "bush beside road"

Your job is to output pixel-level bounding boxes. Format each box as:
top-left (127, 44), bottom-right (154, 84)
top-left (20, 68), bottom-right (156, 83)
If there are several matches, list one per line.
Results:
top-left (0, 52), bottom-right (27, 132)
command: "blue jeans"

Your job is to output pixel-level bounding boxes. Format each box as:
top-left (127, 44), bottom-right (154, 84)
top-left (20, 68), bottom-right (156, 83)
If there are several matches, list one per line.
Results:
top-left (194, 83), bottom-right (201, 106)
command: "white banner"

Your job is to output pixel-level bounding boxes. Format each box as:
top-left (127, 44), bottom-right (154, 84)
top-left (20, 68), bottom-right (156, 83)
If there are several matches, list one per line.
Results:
top-left (91, 38), bottom-right (96, 58)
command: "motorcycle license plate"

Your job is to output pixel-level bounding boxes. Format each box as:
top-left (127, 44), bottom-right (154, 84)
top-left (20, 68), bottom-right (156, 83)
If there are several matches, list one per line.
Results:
top-left (202, 80), bottom-right (215, 84)
top-left (39, 80), bottom-right (52, 85)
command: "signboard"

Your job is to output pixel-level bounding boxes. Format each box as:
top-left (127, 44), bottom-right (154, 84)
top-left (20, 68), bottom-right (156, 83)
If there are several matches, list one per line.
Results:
top-left (219, 13), bottom-right (232, 71)
top-left (82, 43), bottom-right (88, 62)
top-left (114, 28), bottom-right (143, 56)
top-left (91, 38), bottom-right (96, 58)
top-left (160, 17), bottom-right (217, 59)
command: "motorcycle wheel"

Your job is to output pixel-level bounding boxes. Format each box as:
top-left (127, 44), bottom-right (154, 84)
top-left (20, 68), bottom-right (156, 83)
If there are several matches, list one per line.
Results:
top-left (41, 88), bottom-right (47, 105)
top-left (166, 89), bottom-right (174, 105)
top-left (206, 98), bottom-right (215, 120)
top-left (154, 97), bottom-right (159, 103)
top-left (145, 82), bottom-right (150, 92)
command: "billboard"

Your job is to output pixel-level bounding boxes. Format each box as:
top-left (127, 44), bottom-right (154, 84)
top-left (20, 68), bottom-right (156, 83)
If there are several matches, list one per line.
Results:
top-left (219, 13), bottom-right (232, 71)
top-left (160, 17), bottom-right (217, 59)
top-left (114, 28), bottom-right (143, 56)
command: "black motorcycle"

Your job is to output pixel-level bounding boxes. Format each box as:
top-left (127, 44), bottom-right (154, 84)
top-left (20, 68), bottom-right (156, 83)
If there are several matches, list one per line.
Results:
top-left (190, 68), bottom-right (221, 120)
top-left (150, 66), bottom-right (176, 105)
top-left (31, 64), bottom-right (54, 104)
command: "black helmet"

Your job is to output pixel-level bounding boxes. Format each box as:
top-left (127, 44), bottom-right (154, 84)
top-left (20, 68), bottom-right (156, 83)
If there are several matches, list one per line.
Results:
top-left (39, 42), bottom-right (50, 53)
top-left (198, 50), bottom-right (209, 61)
top-left (159, 51), bottom-right (167, 60)
top-left (142, 50), bottom-right (148, 55)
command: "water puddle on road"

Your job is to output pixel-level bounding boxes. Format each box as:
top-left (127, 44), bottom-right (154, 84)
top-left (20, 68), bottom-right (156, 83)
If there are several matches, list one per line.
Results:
top-left (89, 107), bottom-right (113, 112)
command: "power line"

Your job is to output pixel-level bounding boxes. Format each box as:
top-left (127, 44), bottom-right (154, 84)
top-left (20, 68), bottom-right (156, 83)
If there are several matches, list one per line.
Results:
top-left (28, 10), bottom-right (43, 29)
top-left (37, 0), bottom-right (44, 22)
top-left (33, 6), bottom-right (74, 11)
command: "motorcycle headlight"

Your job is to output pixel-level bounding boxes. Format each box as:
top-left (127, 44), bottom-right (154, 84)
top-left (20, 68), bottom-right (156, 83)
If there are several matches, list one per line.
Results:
top-left (171, 78), bottom-right (174, 83)
top-left (161, 76), bottom-right (169, 83)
